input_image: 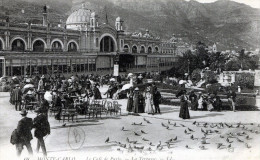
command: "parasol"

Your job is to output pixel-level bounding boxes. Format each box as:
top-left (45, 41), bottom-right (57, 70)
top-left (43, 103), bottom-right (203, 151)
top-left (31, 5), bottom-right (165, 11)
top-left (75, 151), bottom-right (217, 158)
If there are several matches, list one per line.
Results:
top-left (110, 78), bottom-right (116, 82)
top-left (121, 83), bottom-right (133, 91)
top-left (127, 73), bottom-right (133, 78)
top-left (44, 91), bottom-right (53, 102)
top-left (179, 80), bottom-right (187, 85)
top-left (23, 84), bottom-right (34, 89)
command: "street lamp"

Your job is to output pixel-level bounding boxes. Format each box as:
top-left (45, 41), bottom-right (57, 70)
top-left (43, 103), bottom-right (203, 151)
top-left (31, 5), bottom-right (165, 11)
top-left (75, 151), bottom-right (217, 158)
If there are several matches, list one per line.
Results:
top-left (187, 59), bottom-right (190, 79)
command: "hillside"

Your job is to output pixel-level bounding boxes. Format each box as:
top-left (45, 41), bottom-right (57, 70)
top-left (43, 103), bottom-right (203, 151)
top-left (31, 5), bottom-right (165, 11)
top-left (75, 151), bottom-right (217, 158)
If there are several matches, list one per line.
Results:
top-left (0, 0), bottom-right (259, 51)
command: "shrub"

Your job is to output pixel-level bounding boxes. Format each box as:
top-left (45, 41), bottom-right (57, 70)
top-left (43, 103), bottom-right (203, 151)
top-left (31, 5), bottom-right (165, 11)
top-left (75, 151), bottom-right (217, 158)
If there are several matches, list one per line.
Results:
top-left (191, 68), bottom-right (202, 83)
top-left (204, 71), bottom-right (218, 84)
top-left (234, 73), bottom-right (255, 89)
top-left (206, 83), bottom-right (221, 95)
top-left (236, 97), bottom-right (247, 105)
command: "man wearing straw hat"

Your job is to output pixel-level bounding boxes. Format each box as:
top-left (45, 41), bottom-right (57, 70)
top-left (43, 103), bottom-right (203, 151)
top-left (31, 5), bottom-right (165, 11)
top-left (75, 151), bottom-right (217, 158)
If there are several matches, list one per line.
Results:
top-left (12, 84), bottom-right (22, 111)
top-left (16, 110), bottom-right (33, 156)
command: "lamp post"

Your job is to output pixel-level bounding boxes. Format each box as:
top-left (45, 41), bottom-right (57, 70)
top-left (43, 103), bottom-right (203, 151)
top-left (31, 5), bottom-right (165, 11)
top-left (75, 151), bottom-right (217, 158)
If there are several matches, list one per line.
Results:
top-left (113, 51), bottom-right (120, 78)
top-left (187, 59), bottom-right (190, 80)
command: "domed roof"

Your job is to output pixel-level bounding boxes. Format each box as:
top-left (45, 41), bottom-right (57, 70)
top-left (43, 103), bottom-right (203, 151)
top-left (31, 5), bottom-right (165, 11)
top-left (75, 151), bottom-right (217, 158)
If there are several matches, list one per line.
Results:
top-left (66, 6), bottom-right (91, 25)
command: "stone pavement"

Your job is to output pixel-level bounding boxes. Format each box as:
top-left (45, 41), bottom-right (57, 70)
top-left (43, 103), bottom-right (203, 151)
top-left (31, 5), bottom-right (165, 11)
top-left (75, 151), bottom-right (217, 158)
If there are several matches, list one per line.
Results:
top-left (0, 86), bottom-right (260, 160)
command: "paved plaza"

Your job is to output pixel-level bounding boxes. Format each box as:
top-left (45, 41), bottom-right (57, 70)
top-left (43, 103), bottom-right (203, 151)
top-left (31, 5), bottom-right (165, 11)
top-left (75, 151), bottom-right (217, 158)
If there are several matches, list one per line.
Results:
top-left (0, 86), bottom-right (260, 160)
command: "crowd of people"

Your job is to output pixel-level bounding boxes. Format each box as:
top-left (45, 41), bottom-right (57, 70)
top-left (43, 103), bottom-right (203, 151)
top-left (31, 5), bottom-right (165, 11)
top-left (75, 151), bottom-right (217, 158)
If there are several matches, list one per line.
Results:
top-left (126, 84), bottom-right (162, 115)
top-left (175, 88), bottom-right (237, 119)
top-left (6, 72), bottom-right (242, 157)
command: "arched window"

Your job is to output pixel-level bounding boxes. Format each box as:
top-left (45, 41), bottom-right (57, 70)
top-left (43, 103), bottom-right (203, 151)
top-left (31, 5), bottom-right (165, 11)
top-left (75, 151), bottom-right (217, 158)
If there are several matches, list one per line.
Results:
top-left (52, 41), bottom-right (62, 51)
top-left (33, 40), bottom-right (45, 52)
top-left (155, 47), bottom-right (159, 52)
top-left (132, 46), bottom-right (137, 53)
top-left (124, 45), bottom-right (129, 53)
top-left (12, 39), bottom-right (25, 51)
top-left (140, 46), bottom-right (145, 53)
top-left (148, 46), bottom-right (152, 53)
top-left (100, 36), bottom-right (115, 52)
top-left (68, 42), bottom-right (77, 52)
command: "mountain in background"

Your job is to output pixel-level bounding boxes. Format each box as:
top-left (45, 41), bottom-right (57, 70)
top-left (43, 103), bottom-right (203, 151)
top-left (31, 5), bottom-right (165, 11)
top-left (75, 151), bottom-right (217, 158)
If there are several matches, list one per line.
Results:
top-left (0, 0), bottom-right (259, 51)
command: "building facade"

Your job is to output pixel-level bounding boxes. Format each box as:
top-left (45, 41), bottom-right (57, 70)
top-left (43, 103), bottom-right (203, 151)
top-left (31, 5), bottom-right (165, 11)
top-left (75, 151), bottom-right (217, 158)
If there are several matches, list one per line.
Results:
top-left (0, 5), bottom-right (181, 77)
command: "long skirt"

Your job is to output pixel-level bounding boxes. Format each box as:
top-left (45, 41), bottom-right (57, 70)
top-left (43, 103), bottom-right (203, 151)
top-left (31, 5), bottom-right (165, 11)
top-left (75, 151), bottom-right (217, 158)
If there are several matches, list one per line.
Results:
top-left (179, 101), bottom-right (190, 119)
top-left (145, 99), bottom-right (154, 114)
top-left (126, 98), bottom-right (133, 112)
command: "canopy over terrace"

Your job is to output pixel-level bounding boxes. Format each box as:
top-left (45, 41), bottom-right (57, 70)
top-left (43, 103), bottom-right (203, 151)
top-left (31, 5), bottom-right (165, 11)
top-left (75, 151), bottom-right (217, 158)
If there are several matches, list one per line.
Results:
top-left (0, 52), bottom-right (97, 76)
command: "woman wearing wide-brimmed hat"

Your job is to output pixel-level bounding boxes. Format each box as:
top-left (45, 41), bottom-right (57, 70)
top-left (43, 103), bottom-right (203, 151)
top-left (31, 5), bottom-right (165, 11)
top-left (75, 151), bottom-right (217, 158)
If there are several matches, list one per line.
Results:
top-left (126, 87), bottom-right (134, 113)
top-left (133, 87), bottom-right (141, 113)
top-left (177, 90), bottom-right (190, 119)
top-left (145, 87), bottom-right (154, 114)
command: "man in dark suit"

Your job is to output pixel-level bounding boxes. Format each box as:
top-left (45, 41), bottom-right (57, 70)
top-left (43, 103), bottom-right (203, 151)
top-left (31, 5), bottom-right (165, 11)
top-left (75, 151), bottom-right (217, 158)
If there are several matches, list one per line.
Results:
top-left (16, 110), bottom-right (33, 156)
top-left (33, 107), bottom-right (50, 157)
top-left (227, 90), bottom-right (236, 111)
top-left (153, 87), bottom-right (161, 114)
top-left (12, 84), bottom-right (22, 111)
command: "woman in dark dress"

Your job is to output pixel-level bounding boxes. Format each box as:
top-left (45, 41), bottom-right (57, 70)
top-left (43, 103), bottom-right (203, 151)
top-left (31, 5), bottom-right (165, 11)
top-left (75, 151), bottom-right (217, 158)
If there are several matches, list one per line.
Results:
top-left (178, 90), bottom-right (190, 119)
top-left (189, 91), bottom-right (198, 111)
top-left (126, 88), bottom-right (134, 113)
top-left (138, 92), bottom-right (145, 113)
top-left (133, 87), bottom-right (140, 113)
top-left (213, 96), bottom-right (222, 111)
top-left (93, 85), bottom-right (102, 99)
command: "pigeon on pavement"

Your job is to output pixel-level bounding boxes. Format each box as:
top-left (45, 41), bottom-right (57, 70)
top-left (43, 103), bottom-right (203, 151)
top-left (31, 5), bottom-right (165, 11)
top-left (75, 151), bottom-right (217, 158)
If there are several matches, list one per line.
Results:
top-left (180, 124), bottom-right (186, 127)
top-left (236, 138), bottom-right (244, 143)
top-left (245, 143), bottom-right (251, 148)
top-left (226, 138), bottom-right (233, 143)
top-left (217, 143), bottom-right (223, 149)
top-left (156, 141), bottom-right (161, 148)
top-left (188, 128), bottom-right (194, 132)
top-left (199, 146), bottom-right (206, 150)
top-left (128, 144), bottom-right (134, 152)
top-left (141, 130), bottom-right (147, 134)
top-left (246, 135), bottom-right (251, 140)
top-left (134, 132), bottom-right (140, 136)
top-left (105, 137), bottom-right (109, 143)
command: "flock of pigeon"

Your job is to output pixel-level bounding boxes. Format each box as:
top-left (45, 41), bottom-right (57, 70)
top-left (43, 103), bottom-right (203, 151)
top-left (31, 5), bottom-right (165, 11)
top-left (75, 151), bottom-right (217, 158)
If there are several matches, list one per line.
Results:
top-left (104, 118), bottom-right (260, 153)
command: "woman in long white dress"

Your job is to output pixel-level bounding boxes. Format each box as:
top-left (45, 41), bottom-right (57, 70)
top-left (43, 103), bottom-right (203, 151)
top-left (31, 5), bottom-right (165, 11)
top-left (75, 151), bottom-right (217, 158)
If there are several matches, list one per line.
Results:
top-left (145, 89), bottom-right (154, 114)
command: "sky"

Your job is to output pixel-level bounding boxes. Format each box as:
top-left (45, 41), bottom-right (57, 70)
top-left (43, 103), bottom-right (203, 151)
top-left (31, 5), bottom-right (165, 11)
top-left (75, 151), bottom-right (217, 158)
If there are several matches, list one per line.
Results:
top-left (188, 0), bottom-right (260, 8)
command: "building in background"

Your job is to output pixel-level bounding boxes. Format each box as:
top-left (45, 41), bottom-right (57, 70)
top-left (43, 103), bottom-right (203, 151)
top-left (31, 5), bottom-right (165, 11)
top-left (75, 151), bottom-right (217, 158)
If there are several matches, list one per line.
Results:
top-left (0, 4), bottom-right (187, 77)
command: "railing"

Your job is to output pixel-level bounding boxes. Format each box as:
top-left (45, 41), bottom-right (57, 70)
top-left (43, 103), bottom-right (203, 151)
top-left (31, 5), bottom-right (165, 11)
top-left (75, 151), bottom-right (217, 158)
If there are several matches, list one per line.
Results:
top-left (9, 23), bottom-right (28, 28)
top-left (0, 51), bottom-right (82, 55)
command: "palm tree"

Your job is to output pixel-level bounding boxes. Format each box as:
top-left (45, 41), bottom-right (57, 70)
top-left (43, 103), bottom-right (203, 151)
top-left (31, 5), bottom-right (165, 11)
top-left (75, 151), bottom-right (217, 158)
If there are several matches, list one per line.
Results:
top-left (226, 49), bottom-right (258, 71)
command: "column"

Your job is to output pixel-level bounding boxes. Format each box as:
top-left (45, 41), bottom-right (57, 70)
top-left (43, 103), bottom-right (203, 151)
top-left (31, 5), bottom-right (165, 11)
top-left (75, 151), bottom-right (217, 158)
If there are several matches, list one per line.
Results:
top-left (51, 59), bottom-right (53, 75)
top-left (88, 58), bottom-right (90, 72)
top-left (5, 31), bottom-right (10, 50)
top-left (29, 59), bottom-right (32, 77)
top-left (3, 59), bottom-right (6, 76)
top-left (66, 59), bottom-right (68, 75)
